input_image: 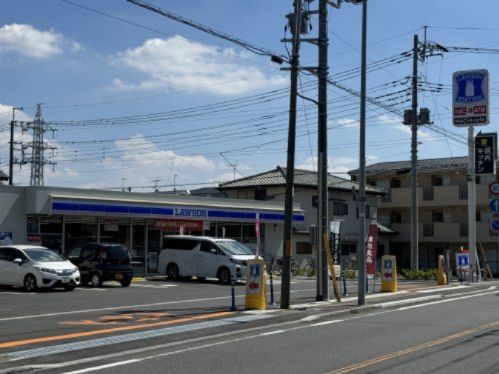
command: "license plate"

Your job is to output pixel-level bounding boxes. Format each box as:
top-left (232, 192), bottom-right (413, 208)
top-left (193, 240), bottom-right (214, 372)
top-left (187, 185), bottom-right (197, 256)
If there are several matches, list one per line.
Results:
top-left (115, 274), bottom-right (123, 280)
top-left (61, 278), bottom-right (70, 284)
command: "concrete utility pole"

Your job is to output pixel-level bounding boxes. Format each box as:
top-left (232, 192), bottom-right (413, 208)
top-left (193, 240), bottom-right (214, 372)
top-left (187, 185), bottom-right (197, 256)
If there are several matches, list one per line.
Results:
top-left (9, 106), bottom-right (22, 186)
top-left (357, 0), bottom-right (367, 306)
top-left (468, 126), bottom-right (477, 276)
top-left (410, 34), bottom-right (419, 271)
top-left (281, 0), bottom-right (302, 309)
top-left (317, 0), bottom-right (330, 301)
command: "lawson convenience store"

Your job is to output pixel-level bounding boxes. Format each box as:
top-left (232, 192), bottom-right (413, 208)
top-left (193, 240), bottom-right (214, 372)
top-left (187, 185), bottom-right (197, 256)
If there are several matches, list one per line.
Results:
top-left (0, 185), bottom-right (304, 271)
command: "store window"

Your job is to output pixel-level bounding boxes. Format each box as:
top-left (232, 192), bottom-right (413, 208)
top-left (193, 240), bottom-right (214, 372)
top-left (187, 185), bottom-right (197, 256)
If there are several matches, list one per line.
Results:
top-left (99, 218), bottom-right (130, 248)
top-left (217, 222), bottom-right (241, 240)
top-left (296, 242), bottom-right (312, 255)
top-left (65, 216), bottom-right (97, 253)
top-left (40, 216), bottom-right (63, 253)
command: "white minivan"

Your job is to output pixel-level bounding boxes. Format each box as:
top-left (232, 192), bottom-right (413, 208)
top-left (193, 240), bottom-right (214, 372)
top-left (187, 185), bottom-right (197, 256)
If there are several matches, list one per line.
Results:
top-left (158, 236), bottom-right (258, 284)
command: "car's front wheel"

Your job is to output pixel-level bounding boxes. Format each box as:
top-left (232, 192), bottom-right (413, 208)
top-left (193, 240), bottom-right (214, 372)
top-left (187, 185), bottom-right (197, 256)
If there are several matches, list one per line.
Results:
top-left (120, 278), bottom-right (132, 287)
top-left (91, 273), bottom-right (102, 287)
top-left (217, 267), bottom-right (231, 285)
top-left (24, 274), bottom-right (37, 292)
top-left (166, 263), bottom-right (179, 280)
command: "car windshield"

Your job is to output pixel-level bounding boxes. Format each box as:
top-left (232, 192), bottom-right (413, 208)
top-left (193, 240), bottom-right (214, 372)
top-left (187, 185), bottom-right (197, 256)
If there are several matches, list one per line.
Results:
top-left (106, 245), bottom-right (129, 259)
top-left (25, 249), bottom-right (66, 262)
top-left (216, 241), bottom-right (253, 256)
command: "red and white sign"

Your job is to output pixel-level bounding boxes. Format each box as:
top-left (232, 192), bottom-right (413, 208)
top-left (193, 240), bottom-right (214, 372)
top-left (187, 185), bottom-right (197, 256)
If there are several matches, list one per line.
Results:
top-left (154, 220), bottom-right (203, 231)
top-left (365, 224), bottom-right (378, 278)
top-left (489, 181), bottom-right (499, 195)
top-left (27, 234), bottom-right (42, 243)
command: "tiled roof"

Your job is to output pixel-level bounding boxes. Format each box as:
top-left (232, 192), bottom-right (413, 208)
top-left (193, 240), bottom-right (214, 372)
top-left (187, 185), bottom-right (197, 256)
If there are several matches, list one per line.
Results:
top-left (219, 167), bottom-right (384, 194)
top-left (349, 156), bottom-right (470, 176)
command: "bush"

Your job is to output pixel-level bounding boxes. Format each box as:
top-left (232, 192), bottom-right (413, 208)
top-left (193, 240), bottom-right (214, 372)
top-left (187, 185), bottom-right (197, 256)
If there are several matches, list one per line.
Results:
top-left (401, 268), bottom-right (437, 280)
top-left (343, 269), bottom-right (356, 279)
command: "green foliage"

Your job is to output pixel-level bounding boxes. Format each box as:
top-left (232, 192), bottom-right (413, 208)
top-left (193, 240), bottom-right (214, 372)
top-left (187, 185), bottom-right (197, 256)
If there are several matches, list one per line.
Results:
top-left (400, 268), bottom-right (437, 280)
top-left (343, 269), bottom-right (356, 280)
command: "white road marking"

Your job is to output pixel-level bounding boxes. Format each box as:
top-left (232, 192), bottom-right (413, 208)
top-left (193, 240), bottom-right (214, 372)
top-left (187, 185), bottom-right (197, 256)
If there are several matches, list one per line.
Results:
top-left (76, 288), bottom-right (107, 292)
top-left (63, 359), bottom-right (140, 374)
top-left (397, 291), bottom-right (497, 310)
top-left (259, 330), bottom-right (285, 336)
top-left (131, 284), bottom-right (177, 288)
top-left (310, 320), bottom-right (343, 327)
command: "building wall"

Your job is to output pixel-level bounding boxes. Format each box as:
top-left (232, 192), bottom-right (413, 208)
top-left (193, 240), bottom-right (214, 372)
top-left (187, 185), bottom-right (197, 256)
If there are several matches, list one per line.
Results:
top-left (367, 169), bottom-right (499, 273)
top-left (0, 187), bottom-right (27, 243)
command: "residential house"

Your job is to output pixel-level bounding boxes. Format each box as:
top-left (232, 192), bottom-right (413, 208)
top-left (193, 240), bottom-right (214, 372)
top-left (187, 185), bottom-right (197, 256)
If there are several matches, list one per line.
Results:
top-left (219, 167), bottom-right (388, 266)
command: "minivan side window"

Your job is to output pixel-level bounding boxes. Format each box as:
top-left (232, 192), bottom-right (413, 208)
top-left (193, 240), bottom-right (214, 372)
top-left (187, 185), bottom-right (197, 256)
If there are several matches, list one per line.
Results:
top-left (80, 246), bottom-right (95, 259)
top-left (200, 241), bottom-right (217, 254)
top-left (164, 239), bottom-right (199, 250)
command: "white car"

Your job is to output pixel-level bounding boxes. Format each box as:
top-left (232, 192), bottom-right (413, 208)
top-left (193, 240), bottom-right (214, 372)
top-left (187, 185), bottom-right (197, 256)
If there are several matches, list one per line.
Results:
top-left (0, 245), bottom-right (80, 292)
top-left (158, 236), bottom-right (260, 284)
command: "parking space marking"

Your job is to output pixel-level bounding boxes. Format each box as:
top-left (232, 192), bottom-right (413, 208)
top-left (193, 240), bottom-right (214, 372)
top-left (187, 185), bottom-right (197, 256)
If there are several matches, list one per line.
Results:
top-left (130, 284), bottom-right (177, 289)
top-left (0, 311), bottom-right (232, 350)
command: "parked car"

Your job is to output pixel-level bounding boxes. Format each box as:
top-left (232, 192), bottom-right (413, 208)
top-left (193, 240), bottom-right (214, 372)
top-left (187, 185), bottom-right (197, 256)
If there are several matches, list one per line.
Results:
top-left (0, 245), bottom-right (80, 292)
top-left (158, 236), bottom-right (259, 284)
top-left (67, 243), bottom-right (133, 287)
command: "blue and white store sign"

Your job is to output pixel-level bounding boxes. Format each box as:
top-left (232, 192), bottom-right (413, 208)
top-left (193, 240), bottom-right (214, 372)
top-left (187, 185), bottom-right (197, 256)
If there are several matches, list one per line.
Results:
top-left (0, 232), bottom-right (13, 245)
top-left (51, 200), bottom-right (305, 223)
top-left (452, 69), bottom-right (489, 126)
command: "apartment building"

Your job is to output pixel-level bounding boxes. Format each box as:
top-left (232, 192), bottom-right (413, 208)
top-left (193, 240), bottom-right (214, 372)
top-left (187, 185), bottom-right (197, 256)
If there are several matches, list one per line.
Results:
top-left (219, 167), bottom-right (388, 265)
top-left (349, 156), bottom-right (499, 275)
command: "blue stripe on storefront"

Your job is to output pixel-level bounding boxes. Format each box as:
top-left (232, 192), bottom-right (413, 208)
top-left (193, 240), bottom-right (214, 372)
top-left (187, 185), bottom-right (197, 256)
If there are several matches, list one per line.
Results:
top-left (51, 201), bottom-right (304, 222)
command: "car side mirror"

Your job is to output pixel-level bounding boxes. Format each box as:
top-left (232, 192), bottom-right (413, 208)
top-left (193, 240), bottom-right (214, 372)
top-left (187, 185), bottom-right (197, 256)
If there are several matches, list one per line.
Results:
top-left (13, 258), bottom-right (23, 265)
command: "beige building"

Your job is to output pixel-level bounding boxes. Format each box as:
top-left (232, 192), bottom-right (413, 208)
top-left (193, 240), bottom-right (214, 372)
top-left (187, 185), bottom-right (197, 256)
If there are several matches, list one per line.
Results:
top-left (349, 156), bottom-right (499, 275)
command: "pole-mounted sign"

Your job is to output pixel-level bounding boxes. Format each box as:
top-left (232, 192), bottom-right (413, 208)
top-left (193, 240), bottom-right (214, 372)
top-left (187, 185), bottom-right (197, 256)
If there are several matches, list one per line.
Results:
top-left (453, 69), bottom-right (489, 126)
top-left (475, 132), bottom-right (497, 175)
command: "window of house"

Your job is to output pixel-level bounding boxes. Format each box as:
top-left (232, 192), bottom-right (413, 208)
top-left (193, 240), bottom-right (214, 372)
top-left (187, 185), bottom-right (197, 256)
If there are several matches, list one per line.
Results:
top-left (390, 211), bottom-right (402, 223)
top-left (476, 211), bottom-right (481, 222)
top-left (432, 210), bottom-right (444, 222)
top-left (254, 188), bottom-right (267, 200)
top-left (312, 195), bottom-right (318, 208)
top-left (296, 242), bottom-right (312, 255)
top-left (432, 176), bottom-right (443, 186)
top-left (333, 201), bottom-right (348, 216)
top-left (390, 178), bottom-right (401, 188)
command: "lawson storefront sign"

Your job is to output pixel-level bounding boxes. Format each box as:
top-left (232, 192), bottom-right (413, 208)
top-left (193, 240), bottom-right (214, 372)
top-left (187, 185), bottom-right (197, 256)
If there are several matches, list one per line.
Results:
top-left (50, 200), bottom-right (304, 223)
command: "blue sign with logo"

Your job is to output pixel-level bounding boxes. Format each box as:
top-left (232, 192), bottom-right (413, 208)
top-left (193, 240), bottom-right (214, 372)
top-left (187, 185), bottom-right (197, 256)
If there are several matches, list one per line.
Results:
top-left (489, 199), bottom-right (499, 213)
top-left (456, 253), bottom-right (470, 270)
top-left (452, 69), bottom-right (489, 126)
top-left (384, 259), bottom-right (392, 270)
top-left (0, 232), bottom-right (12, 245)
top-left (490, 219), bottom-right (499, 233)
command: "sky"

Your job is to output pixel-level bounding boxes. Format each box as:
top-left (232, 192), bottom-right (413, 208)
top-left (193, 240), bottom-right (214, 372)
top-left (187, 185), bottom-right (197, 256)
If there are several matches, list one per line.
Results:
top-left (1, 0), bottom-right (499, 192)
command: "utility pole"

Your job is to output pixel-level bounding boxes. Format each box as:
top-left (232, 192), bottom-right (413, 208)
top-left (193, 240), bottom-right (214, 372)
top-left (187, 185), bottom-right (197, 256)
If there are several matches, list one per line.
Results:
top-left (281, 0), bottom-right (302, 309)
top-left (9, 106), bottom-right (23, 186)
top-left (317, 0), bottom-right (329, 301)
top-left (357, 0), bottom-right (367, 305)
top-left (410, 35), bottom-right (419, 271)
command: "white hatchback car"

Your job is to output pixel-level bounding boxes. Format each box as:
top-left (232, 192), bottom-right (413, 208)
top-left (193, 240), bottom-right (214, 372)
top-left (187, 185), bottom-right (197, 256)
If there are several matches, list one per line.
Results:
top-left (0, 245), bottom-right (80, 292)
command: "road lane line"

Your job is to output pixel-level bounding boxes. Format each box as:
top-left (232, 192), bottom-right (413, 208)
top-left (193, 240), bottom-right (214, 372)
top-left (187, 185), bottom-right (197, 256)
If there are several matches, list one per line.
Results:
top-left (0, 311), bottom-right (232, 349)
top-left (397, 291), bottom-right (496, 310)
top-left (326, 319), bottom-right (499, 374)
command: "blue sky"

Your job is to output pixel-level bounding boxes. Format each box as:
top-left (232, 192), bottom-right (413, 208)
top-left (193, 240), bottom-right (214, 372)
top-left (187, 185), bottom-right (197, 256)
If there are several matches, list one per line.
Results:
top-left (1, 0), bottom-right (499, 191)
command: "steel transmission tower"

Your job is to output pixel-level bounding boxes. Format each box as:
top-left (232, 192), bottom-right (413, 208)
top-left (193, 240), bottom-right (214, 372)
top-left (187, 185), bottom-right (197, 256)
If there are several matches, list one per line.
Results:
top-left (22, 104), bottom-right (56, 186)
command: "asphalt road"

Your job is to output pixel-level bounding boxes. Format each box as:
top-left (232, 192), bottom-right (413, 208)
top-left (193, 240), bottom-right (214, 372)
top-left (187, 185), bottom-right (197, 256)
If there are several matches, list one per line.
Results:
top-left (0, 277), bottom-right (496, 373)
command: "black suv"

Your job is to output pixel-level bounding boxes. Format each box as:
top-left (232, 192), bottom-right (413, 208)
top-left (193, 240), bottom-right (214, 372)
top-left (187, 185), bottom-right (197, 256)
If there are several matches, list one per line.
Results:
top-left (67, 243), bottom-right (133, 287)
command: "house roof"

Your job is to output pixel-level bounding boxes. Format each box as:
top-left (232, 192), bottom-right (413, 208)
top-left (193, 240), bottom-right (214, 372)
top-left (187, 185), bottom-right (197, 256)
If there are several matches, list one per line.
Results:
top-left (219, 167), bottom-right (384, 194)
top-left (349, 156), bottom-right (470, 177)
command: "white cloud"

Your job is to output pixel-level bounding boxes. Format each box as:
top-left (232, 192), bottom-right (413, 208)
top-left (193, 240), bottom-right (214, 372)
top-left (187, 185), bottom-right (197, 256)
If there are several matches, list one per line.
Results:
top-left (0, 23), bottom-right (82, 59)
top-left (377, 114), bottom-right (435, 141)
top-left (111, 35), bottom-right (287, 95)
top-left (333, 117), bottom-right (359, 129)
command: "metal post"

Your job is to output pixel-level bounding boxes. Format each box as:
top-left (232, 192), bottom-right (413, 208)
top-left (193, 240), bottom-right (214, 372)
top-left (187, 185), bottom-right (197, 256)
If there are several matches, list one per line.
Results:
top-left (468, 126), bottom-right (477, 280)
top-left (281, 0), bottom-right (301, 309)
top-left (9, 107), bottom-right (22, 186)
top-left (410, 34), bottom-right (419, 271)
top-left (357, 0), bottom-right (367, 306)
top-left (318, 0), bottom-right (330, 301)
